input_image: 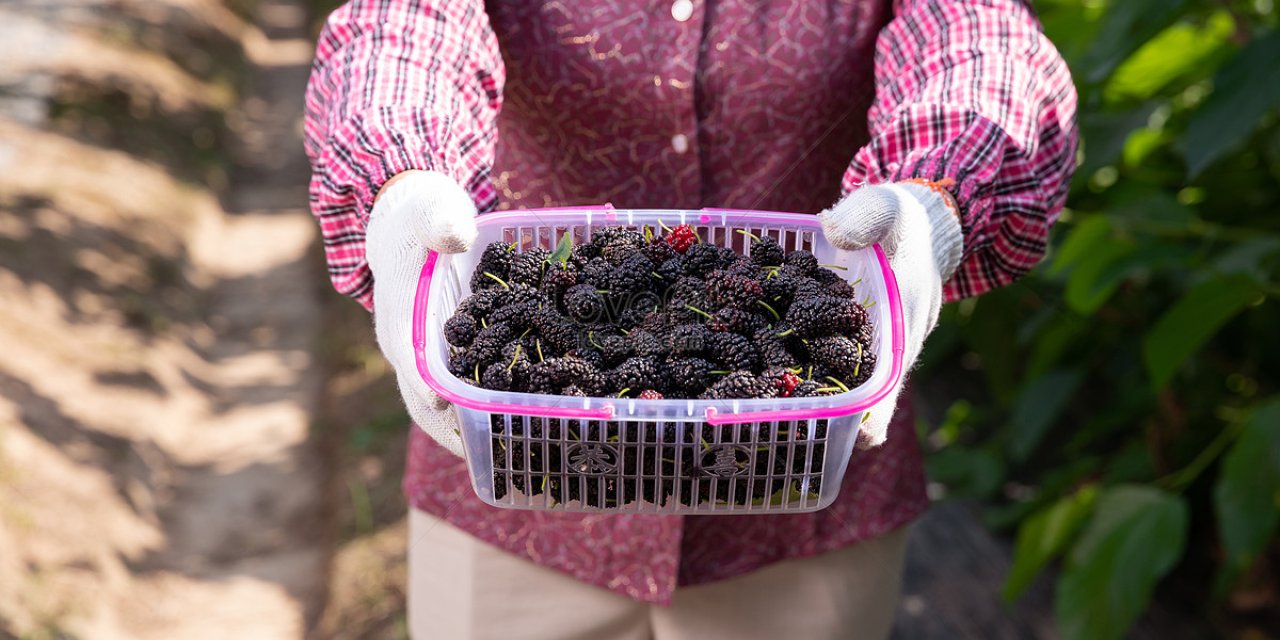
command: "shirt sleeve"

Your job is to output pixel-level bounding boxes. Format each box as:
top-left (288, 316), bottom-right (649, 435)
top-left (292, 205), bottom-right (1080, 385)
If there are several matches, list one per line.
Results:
top-left (303, 0), bottom-right (504, 310)
top-left (845, 0), bottom-right (1079, 301)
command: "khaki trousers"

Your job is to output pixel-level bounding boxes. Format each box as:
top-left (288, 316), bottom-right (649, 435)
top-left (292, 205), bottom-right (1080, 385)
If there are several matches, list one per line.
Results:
top-left (408, 508), bottom-right (908, 640)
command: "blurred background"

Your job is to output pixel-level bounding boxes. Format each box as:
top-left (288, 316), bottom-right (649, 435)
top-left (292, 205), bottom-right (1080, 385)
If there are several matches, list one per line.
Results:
top-left (0, 0), bottom-right (1275, 638)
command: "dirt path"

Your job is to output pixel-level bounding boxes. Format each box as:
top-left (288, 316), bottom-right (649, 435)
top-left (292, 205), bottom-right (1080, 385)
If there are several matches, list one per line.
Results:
top-left (0, 0), bottom-right (327, 637)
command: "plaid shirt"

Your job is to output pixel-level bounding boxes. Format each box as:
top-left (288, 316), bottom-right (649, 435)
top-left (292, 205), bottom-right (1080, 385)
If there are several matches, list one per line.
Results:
top-left (304, 0), bottom-right (1077, 603)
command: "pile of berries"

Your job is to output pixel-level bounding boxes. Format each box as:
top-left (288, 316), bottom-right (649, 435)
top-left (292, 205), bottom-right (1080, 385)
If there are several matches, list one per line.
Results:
top-left (443, 224), bottom-right (877, 400)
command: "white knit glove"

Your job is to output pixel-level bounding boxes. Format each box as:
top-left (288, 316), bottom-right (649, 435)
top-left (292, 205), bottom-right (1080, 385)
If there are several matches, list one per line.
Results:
top-left (818, 181), bottom-right (964, 449)
top-left (366, 170), bottom-right (478, 457)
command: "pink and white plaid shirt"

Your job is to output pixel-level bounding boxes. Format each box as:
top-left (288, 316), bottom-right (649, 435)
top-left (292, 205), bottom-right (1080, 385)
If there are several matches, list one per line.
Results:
top-left (304, 0), bottom-right (1077, 603)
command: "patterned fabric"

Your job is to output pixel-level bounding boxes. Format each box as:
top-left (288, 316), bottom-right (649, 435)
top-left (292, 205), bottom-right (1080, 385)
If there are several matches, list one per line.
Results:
top-left (304, 0), bottom-right (1078, 605)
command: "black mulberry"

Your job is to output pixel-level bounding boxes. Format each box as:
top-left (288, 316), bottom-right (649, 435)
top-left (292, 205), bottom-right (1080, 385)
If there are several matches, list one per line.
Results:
top-left (699, 371), bottom-right (773, 399)
top-left (611, 356), bottom-right (663, 392)
top-left (707, 332), bottom-right (759, 371)
top-left (563, 284), bottom-right (605, 323)
top-left (444, 314), bottom-right (478, 347)
top-left (749, 235), bottom-right (785, 266)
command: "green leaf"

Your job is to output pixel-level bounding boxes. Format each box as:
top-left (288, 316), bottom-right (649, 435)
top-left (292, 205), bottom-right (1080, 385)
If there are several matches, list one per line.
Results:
top-left (1214, 398), bottom-right (1280, 581)
top-left (1142, 274), bottom-right (1262, 390)
top-left (1213, 236), bottom-right (1280, 282)
top-left (1004, 485), bottom-right (1099, 603)
top-left (1105, 13), bottom-right (1234, 102)
top-left (549, 231), bottom-right (573, 266)
top-left (1063, 239), bottom-right (1134, 314)
top-left (1077, 103), bottom-right (1162, 177)
top-left (1050, 216), bottom-right (1113, 276)
top-left (1009, 369), bottom-right (1085, 462)
top-left (926, 446), bottom-right (1005, 500)
top-left (1186, 30), bottom-right (1280, 177)
top-left (1056, 486), bottom-right (1189, 640)
top-left (1078, 0), bottom-right (1193, 84)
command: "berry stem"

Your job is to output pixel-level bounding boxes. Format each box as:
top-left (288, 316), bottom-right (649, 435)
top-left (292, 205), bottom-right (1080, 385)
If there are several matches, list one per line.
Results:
top-left (775, 328), bottom-right (794, 337)
top-left (756, 299), bottom-right (781, 321)
top-left (814, 386), bottom-right (842, 393)
top-left (850, 278), bottom-right (862, 286)
top-left (684, 304), bottom-right (713, 320)
top-left (616, 388), bottom-right (631, 398)
top-left (482, 272), bottom-right (511, 289)
top-left (536, 339), bottom-right (545, 362)
top-left (854, 342), bottom-right (863, 378)
top-left (735, 229), bottom-right (761, 242)
top-left (481, 317), bottom-right (489, 329)
top-left (863, 299), bottom-right (877, 309)
top-left (473, 362), bottom-right (481, 382)
top-left (650, 271), bottom-right (664, 280)
top-left (708, 370), bottom-right (731, 375)
top-left (818, 263), bottom-right (849, 271)
top-left (507, 344), bottom-right (522, 372)
top-left (657, 219), bottom-right (673, 233)
top-left (587, 331), bottom-right (602, 350)
top-left (824, 376), bottom-right (850, 392)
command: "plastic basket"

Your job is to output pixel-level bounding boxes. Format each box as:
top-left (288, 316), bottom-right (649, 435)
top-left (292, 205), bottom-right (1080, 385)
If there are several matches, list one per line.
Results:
top-left (413, 206), bottom-right (903, 514)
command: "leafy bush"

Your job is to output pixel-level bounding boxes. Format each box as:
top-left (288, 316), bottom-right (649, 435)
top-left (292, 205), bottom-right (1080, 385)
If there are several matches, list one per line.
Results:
top-left (918, 1), bottom-right (1280, 637)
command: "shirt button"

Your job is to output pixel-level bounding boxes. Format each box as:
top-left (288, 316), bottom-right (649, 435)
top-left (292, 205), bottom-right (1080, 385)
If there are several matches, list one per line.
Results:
top-left (671, 133), bottom-right (689, 154)
top-left (671, 0), bottom-right (693, 22)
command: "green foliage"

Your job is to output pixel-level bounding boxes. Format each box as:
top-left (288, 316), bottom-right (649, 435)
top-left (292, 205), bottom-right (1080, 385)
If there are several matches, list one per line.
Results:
top-left (1056, 487), bottom-right (1189, 640)
top-left (923, 0), bottom-right (1280, 635)
top-left (1213, 399), bottom-right (1280, 586)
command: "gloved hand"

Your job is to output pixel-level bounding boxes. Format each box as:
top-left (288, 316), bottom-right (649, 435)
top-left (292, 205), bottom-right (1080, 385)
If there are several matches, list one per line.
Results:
top-left (366, 169), bottom-right (478, 457)
top-left (818, 180), bottom-right (963, 449)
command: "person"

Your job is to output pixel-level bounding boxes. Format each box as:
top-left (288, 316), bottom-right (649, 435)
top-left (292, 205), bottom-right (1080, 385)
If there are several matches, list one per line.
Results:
top-left (303, 1), bottom-right (1077, 637)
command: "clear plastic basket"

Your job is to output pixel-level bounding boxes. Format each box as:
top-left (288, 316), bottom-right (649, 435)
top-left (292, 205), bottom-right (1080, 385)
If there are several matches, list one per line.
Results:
top-left (413, 206), bottom-right (903, 514)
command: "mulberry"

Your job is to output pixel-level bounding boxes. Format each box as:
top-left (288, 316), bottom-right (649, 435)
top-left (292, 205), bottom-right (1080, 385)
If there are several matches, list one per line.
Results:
top-left (707, 308), bottom-right (767, 335)
top-left (643, 239), bottom-right (677, 264)
top-left (611, 356), bottom-right (663, 392)
top-left (472, 241), bottom-right (516, 289)
top-left (784, 249), bottom-right (818, 274)
top-left (481, 362), bottom-right (515, 391)
top-left (784, 296), bottom-right (868, 338)
top-left (600, 229), bottom-right (646, 265)
top-left (669, 323), bottom-right (710, 355)
top-left (486, 300), bottom-right (540, 331)
top-left (668, 357), bottom-right (714, 395)
top-left (504, 283), bottom-right (548, 308)
top-left (605, 252), bottom-right (654, 293)
top-left (699, 371), bottom-right (774, 399)
top-left (563, 284), bottom-right (605, 323)
top-left (528, 357), bottom-right (596, 391)
top-left (506, 249), bottom-right (547, 286)
top-left (807, 336), bottom-right (868, 379)
top-left (753, 327), bottom-right (799, 368)
top-left (707, 332), bottom-right (759, 371)
top-left (580, 257), bottom-right (613, 287)
top-left (628, 329), bottom-right (668, 358)
top-left (456, 288), bottom-right (506, 318)
top-left (681, 243), bottom-right (723, 276)
top-left (540, 262), bottom-right (577, 299)
top-left (533, 312), bottom-right (580, 355)
top-left (705, 270), bottom-right (764, 309)
top-left (655, 258), bottom-right (685, 284)
top-left (665, 223), bottom-right (700, 253)
top-left (444, 313), bottom-right (478, 347)
top-left (469, 322), bottom-right (514, 365)
top-left (749, 235), bottom-right (785, 266)
top-left (638, 389), bottom-right (664, 400)
top-left (594, 333), bottom-right (630, 366)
